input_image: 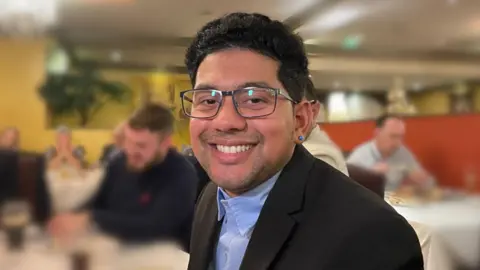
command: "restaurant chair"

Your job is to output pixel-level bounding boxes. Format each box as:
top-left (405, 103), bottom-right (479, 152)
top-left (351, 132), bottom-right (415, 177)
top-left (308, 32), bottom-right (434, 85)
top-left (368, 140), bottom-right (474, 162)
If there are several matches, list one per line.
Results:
top-left (0, 150), bottom-right (19, 205)
top-left (347, 164), bottom-right (386, 198)
top-left (16, 151), bottom-right (51, 224)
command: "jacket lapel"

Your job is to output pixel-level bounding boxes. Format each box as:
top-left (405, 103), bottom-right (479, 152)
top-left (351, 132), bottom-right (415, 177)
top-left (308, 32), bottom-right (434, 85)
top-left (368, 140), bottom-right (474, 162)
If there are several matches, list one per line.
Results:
top-left (240, 145), bottom-right (315, 270)
top-left (188, 183), bottom-right (221, 270)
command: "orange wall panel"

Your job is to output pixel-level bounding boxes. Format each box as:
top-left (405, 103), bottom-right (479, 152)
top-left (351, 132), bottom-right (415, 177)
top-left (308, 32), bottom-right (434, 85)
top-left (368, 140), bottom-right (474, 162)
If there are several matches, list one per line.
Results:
top-left (322, 114), bottom-right (480, 190)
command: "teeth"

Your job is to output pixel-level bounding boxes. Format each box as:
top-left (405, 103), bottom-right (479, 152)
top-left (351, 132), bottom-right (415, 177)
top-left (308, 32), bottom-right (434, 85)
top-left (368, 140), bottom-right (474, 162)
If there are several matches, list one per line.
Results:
top-left (216, 145), bottom-right (253, 154)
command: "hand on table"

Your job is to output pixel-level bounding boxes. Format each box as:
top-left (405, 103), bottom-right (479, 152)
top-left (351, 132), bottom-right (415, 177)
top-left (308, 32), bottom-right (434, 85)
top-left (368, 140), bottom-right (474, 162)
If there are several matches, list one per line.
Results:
top-left (372, 162), bottom-right (389, 174)
top-left (407, 169), bottom-right (430, 185)
top-left (48, 212), bottom-right (91, 242)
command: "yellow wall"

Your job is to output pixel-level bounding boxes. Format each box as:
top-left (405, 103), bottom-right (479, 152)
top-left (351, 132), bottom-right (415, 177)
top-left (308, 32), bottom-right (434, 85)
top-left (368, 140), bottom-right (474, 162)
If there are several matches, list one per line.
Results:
top-left (474, 87), bottom-right (480, 112)
top-left (0, 39), bottom-right (190, 162)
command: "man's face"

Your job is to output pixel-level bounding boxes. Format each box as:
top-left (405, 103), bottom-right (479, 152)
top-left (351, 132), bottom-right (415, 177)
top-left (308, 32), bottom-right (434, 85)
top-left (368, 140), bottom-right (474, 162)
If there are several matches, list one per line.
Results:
top-left (189, 49), bottom-right (309, 196)
top-left (375, 118), bottom-right (406, 155)
top-left (123, 125), bottom-right (170, 171)
top-left (1, 129), bottom-right (18, 148)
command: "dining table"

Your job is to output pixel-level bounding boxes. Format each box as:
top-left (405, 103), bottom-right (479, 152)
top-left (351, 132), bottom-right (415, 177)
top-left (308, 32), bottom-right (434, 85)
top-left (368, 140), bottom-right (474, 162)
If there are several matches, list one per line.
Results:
top-left (0, 225), bottom-right (189, 270)
top-left (391, 195), bottom-right (480, 268)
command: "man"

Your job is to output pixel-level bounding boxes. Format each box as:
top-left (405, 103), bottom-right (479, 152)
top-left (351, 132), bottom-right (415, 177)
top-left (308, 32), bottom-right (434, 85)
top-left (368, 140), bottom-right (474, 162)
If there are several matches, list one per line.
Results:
top-left (347, 115), bottom-right (432, 191)
top-left (184, 13), bottom-right (423, 270)
top-left (301, 81), bottom-right (349, 175)
top-left (0, 127), bottom-right (20, 150)
top-left (45, 126), bottom-right (85, 169)
top-left (99, 121), bottom-right (125, 164)
top-left (48, 104), bottom-right (197, 249)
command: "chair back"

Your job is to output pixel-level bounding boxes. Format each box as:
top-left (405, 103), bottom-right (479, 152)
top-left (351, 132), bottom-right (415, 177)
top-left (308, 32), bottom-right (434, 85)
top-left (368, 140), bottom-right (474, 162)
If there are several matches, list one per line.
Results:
top-left (347, 164), bottom-right (386, 198)
top-left (0, 150), bottom-right (19, 204)
top-left (16, 151), bottom-right (50, 223)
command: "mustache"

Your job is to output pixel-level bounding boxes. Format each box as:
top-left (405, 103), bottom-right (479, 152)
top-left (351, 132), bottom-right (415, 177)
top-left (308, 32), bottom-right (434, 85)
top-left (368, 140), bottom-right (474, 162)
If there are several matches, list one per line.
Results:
top-left (199, 131), bottom-right (262, 143)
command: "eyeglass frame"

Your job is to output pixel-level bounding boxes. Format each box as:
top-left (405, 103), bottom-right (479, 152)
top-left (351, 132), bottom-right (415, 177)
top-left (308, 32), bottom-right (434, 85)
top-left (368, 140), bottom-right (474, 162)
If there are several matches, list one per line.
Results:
top-left (179, 87), bottom-right (298, 119)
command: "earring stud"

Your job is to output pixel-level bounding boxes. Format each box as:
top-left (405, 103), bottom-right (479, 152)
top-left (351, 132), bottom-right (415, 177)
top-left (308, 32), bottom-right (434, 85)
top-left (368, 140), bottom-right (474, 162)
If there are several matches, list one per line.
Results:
top-left (298, 135), bottom-right (304, 141)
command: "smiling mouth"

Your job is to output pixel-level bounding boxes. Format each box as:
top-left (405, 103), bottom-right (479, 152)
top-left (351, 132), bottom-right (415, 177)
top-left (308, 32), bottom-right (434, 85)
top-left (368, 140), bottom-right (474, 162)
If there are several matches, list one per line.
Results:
top-left (209, 144), bottom-right (256, 154)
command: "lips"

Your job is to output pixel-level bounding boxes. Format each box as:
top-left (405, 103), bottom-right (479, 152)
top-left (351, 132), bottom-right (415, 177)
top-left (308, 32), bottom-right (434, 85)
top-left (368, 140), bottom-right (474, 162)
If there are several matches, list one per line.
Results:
top-left (207, 142), bottom-right (257, 164)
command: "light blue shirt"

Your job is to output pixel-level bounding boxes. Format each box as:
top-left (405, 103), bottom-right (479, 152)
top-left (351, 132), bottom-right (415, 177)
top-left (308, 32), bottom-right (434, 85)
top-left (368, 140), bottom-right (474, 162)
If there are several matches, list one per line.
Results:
top-left (214, 172), bottom-right (281, 270)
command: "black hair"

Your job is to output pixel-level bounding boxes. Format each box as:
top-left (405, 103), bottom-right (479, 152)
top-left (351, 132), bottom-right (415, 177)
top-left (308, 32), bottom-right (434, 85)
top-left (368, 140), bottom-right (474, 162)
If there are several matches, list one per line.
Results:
top-left (185, 12), bottom-right (310, 103)
top-left (376, 114), bottom-right (402, 128)
top-left (304, 78), bottom-right (317, 101)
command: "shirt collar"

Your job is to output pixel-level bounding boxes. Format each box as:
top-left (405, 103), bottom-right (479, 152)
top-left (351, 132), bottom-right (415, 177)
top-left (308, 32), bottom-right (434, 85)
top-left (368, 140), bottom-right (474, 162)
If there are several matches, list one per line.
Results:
top-left (216, 171), bottom-right (281, 235)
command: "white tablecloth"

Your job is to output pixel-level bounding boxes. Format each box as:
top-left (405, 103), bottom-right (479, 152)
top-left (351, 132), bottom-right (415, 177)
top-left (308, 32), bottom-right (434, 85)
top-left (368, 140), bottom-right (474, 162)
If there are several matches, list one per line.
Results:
top-left (0, 227), bottom-right (189, 270)
top-left (392, 196), bottom-right (480, 268)
top-left (46, 167), bottom-right (105, 213)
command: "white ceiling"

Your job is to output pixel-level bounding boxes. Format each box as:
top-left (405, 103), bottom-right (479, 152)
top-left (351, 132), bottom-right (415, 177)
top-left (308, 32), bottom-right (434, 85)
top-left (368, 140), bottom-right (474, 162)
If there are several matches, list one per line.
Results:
top-left (54, 0), bottom-right (480, 91)
top-left (59, 0), bottom-right (316, 37)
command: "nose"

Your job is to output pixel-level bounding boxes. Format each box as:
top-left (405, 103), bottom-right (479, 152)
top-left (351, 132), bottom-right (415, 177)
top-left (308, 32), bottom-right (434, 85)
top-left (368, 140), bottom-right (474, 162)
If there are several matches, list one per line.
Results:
top-left (212, 97), bottom-right (247, 132)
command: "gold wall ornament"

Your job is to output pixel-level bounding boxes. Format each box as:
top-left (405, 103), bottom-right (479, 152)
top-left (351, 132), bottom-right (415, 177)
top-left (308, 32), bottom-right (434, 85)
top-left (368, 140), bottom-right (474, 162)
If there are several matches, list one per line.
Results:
top-left (386, 77), bottom-right (417, 115)
top-left (450, 82), bottom-right (473, 114)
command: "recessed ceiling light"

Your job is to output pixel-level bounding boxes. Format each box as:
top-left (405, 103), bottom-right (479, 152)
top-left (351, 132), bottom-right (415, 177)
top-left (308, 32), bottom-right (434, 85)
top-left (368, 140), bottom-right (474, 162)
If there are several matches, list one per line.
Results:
top-left (412, 82), bottom-right (423, 90)
top-left (312, 7), bottom-right (363, 30)
top-left (110, 50), bottom-right (122, 62)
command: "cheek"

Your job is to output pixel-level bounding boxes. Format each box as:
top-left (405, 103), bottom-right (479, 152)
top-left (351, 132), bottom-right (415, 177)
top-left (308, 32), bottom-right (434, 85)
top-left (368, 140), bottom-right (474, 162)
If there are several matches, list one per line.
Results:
top-left (189, 119), bottom-right (207, 152)
top-left (254, 117), bottom-right (294, 155)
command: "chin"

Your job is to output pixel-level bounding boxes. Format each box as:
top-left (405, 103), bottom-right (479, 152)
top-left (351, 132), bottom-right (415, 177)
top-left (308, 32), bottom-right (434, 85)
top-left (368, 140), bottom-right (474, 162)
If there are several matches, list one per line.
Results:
top-left (126, 163), bottom-right (146, 172)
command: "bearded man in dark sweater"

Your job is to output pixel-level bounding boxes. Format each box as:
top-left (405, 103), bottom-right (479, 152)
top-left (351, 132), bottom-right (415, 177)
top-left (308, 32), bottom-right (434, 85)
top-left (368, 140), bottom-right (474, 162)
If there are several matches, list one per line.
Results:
top-left (48, 103), bottom-right (198, 249)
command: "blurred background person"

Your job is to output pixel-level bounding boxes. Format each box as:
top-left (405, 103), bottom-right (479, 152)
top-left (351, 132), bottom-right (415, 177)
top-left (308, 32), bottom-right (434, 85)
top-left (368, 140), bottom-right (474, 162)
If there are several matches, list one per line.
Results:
top-left (347, 115), bottom-right (433, 191)
top-left (45, 126), bottom-right (86, 170)
top-left (0, 127), bottom-right (20, 150)
top-left (302, 81), bottom-right (348, 175)
top-left (47, 103), bottom-right (198, 250)
top-left (99, 121), bottom-right (125, 164)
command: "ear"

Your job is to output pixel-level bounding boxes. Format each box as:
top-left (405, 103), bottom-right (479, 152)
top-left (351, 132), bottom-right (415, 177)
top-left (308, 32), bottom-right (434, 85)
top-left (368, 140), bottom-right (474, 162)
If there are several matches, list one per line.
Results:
top-left (160, 134), bottom-right (173, 148)
top-left (293, 100), bottom-right (312, 144)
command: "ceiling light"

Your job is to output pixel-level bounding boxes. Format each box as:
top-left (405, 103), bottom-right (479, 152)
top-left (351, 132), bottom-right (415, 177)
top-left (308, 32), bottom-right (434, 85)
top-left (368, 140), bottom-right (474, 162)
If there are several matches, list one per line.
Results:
top-left (0, 0), bottom-right (58, 36)
top-left (110, 50), bottom-right (122, 62)
top-left (312, 7), bottom-right (363, 30)
top-left (412, 82), bottom-right (423, 90)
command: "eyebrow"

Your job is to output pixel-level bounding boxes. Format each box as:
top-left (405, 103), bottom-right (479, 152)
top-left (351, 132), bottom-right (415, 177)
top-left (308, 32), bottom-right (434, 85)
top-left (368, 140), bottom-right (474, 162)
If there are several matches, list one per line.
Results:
top-left (194, 81), bottom-right (275, 90)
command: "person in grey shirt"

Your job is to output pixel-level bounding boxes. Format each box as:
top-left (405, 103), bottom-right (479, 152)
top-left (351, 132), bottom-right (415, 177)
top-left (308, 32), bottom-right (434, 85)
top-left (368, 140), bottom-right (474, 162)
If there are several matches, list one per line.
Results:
top-left (347, 115), bottom-right (432, 191)
top-left (46, 126), bottom-right (86, 169)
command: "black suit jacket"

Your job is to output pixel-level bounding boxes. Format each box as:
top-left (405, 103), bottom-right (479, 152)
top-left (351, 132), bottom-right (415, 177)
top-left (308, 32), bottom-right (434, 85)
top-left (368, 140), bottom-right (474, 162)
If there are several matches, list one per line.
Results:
top-left (185, 155), bottom-right (210, 202)
top-left (188, 145), bottom-right (423, 270)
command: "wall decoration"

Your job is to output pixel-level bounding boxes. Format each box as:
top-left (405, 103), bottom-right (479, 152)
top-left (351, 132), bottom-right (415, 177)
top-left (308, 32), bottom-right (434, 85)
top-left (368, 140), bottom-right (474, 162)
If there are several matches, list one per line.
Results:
top-left (450, 82), bottom-right (473, 114)
top-left (39, 63), bottom-right (132, 128)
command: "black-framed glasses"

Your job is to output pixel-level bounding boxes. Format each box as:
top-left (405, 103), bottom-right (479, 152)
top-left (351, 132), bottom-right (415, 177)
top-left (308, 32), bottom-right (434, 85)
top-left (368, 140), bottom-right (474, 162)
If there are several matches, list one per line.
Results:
top-left (179, 87), bottom-right (297, 119)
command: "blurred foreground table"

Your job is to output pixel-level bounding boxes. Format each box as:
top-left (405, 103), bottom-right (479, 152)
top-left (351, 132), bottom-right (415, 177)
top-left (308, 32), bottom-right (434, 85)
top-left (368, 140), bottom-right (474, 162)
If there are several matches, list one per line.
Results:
top-left (392, 196), bottom-right (480, 268)
top-left (0, 226), bottom-right (189, 270)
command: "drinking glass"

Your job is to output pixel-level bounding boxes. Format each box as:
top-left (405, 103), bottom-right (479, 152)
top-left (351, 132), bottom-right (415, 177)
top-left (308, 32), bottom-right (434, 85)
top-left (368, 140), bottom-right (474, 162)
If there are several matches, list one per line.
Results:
top-left (1, 200), bottom-right (31, 251)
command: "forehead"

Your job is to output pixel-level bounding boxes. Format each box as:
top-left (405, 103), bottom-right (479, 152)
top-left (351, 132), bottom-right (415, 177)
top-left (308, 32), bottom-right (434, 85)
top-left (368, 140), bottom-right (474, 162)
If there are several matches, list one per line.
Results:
top-left (383, 118), bottom-right (406, 133)
top-left (195, 49), bottom-right (281, 90)
top-left (124, 126), bottom-right (156, 140)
